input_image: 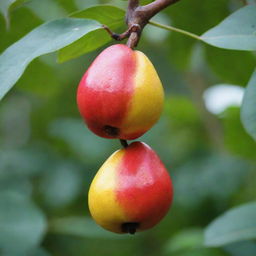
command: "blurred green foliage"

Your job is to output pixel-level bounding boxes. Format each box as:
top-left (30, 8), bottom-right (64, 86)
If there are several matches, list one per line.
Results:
top-left (0, 0), bottom-right (256, 256)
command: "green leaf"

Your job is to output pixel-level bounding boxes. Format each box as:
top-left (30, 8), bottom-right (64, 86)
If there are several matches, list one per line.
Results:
top-left (224, 241), bottom-right (256, 256)
top-left (0, 0), bottom-right (16, 18)
top-left (50, 217), bottom-right (123, 239)
top-left (222, 107), bottom-right (256, 159)
top-left (48, 118), bottom-right (114, 164)
top-left (204, 201), bottom-right (256, 246)
top-left (241, 70), bottom-right (256, 141)
top-left (0, 18), bottom-right (101, 100)
top-left (58, 5), bottom-right (125, 63)
top-left (0, 4), bottom-right (42, 52)
top-left (0, 175), bottom-right (32, 198)
top-left (26, 0), bottom-right (67, 21)
top-left (40, 162), bottom-right (83, 208)
top-left (201, 5), bottom-right (256, 50)
top-left (165, 0), bottom-right (229, 70)
top-left (3, 247), bottom-right (51, 256)
top-left (204, 45), bottom-right (256, 86)
top-left (174, 154), bottom-right (249, 207)
top-left (0, 0), bottom-right (29, 28)
top-left (166, 248), bottom-right (228, 256)
top-left (0, 192), bottom-right (46, 253)
top-left (0, 148), bottom-right (50, 176)
top-left (0, 0), bottom-right (23, 25)
top-left (165, 228), bottom-right (204, 254)
top-left (57, 29), bottom-right (110, 63)
top-left (69, 5), bottom-right (125, 24)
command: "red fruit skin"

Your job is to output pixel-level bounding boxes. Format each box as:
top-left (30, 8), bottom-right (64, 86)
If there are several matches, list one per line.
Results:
top-left (117, 142), bottom-right (173, 230)
top-left (77, 44), bottom-right (136, 139)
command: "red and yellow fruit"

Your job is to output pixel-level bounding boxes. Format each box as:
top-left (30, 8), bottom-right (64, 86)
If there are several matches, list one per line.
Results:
top-left (88, 141), bottom-right (173, 234)
top-left (77, 44), bottom-right (164, 140)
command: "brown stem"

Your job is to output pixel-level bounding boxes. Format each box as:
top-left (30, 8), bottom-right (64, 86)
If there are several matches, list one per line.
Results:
top-left (141, 0), bottom-right (181, 18)
top-left (126, 31), bottom-right (140, 48)
top-left (125, 0), bottom-right (181, 48)
top-left (128, 0), bottom-right (139, 10)
top-left (120, 139), bottom-right (129, 148)
top-left (102, 24), bottom-right (140, 42)
top-left (103, 0), bottom-right (181, 49)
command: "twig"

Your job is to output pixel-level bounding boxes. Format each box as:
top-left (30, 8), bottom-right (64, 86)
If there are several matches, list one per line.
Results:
top-left (120, 139), bottom-right (129, 148)
top-left (126, 0), bottom-right (181, 48)
top-left (102, 24), bottom-right (141, 41)
top-left (103, 0), bottom-right (181, 49)
top-left (127, 0), bottom-right (139, 10)
top-left (141, 0), bottom-right (180, 19)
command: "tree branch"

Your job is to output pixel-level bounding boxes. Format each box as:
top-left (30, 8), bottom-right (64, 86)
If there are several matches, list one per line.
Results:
top-left (128, 0), bottom-right (139, 10)
top-left (103, 0), bottom-right (181, 49)
top-left (126, 0), bottom-right (181, 48)
top-left (141, 0), bottom-right (180, 18)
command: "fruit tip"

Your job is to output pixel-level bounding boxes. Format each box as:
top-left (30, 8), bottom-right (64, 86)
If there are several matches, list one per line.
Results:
top-left (103, 125), bottom-right (120, 137)
top-left (121, 222), bottom-right (139, 235)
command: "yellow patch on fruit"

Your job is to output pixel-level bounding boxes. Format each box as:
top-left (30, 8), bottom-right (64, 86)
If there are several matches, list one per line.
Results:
top-left (88, 149), bottom-right (127, 233)
top-left (122, 51), bottom-right (164, 135)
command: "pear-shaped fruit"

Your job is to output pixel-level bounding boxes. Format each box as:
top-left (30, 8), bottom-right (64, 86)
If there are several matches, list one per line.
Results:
top-left (88, 141), bottom-right (173, 234)
top-left (77, 44), bottom-right (164, 140)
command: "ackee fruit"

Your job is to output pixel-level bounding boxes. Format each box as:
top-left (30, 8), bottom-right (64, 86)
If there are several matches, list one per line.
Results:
top-left (88, 141), bottom-right (173, 234)
top-left (77, 44), bottom-right (164, 140)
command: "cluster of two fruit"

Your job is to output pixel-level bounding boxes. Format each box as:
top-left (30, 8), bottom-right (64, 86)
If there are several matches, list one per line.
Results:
top-left (77, 44), bottom-right (173, 234)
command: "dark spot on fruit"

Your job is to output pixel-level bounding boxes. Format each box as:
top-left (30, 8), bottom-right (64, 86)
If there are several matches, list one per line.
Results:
top-left (121, 222), bottom-right (139, 234)
top-left (103, 125), bottom-right (120, 137)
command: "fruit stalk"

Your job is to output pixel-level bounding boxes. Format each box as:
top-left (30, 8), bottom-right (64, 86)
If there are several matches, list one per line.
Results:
top-left (126, 0), bottom-right (180, 46)
top-left (120, 139), bottom-right (129, 148)
top-left (103, 0), bottom-right (181, 49)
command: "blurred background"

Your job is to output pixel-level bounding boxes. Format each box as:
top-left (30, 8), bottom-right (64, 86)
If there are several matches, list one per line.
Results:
top-left (0, 0), bottom-right (256, 255)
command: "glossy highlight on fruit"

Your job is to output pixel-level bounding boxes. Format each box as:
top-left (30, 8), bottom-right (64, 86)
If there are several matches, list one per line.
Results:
top-left (77, 44), bottom-right (164, 140)
top-left (88, 141), bottom-right (173, 234)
